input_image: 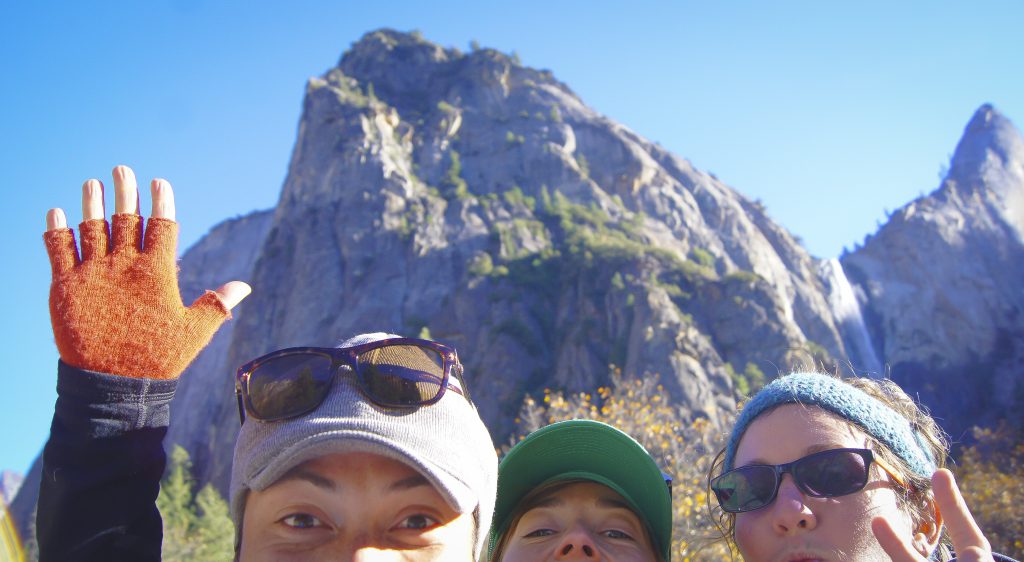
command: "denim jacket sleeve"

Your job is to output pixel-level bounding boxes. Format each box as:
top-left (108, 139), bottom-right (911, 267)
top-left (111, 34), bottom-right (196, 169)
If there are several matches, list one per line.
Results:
top-left (37, 360), bottom-right (177, 562)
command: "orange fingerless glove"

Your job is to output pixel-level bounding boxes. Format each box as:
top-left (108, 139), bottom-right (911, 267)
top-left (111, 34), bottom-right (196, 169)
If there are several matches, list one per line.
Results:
top-left (43, 214), bottom-right (229, 379)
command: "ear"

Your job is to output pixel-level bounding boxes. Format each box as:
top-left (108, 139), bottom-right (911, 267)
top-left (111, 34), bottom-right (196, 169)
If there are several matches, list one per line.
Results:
top-left (913, 496), bottom-right (943, 557)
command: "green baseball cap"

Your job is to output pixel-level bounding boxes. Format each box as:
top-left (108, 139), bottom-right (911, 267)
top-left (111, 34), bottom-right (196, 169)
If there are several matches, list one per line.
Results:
top-left (489, 419), bottom-right (672, 561)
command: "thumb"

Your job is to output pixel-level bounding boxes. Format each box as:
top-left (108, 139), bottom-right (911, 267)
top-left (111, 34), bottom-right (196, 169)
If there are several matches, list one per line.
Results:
top-left (213, 281), bottom-right (252, 311)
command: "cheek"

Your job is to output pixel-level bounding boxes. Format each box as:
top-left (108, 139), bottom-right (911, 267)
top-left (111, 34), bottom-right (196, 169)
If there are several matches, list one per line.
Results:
top-left (861, 487), bottom-right (915, 536)
top-left (443, 512), bottom-right (477, 556)
top-left (501, 541), bottom-right (538, 562)
top-left (733, 511), bottom-right (769, 557)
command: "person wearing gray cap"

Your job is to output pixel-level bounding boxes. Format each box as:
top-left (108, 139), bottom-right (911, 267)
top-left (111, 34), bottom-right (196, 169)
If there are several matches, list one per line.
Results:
top-left (231, 332), bottom-right (498, 560)
top-left (36, 167), bottom-right (498, 561)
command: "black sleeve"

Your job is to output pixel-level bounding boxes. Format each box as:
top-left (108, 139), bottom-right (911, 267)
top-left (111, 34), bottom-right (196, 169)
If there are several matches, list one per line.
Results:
top-left (951, 554), bottom-right (1020, 562)
top-left (37, 360), bottom-right (178, 562)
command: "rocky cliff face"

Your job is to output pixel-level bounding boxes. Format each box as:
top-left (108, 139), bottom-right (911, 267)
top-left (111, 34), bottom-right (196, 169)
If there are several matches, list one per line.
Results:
top-left (843, 105), bottom-right (1024, 438)
top-left (15, 31), bottom-right (1021, 523)
top-left (167, 29), bottom-right (857, 492)
top-left (166, 209), bottom-right (274, 490)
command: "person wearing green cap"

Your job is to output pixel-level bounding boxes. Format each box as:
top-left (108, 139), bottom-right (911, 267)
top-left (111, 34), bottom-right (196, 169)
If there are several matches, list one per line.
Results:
top-left (488, 419), bottom-right (672, 562)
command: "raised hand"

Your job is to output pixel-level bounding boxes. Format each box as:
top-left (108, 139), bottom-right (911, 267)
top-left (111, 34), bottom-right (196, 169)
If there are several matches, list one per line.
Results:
top-left (43, 165), bottom-right (251, 379)
top-left (873, 469), bottom-right (994, 562)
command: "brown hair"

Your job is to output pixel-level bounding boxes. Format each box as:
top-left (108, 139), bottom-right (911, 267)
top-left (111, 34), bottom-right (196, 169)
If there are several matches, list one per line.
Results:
top-left (706, 374), bottom-right (952, 560)
top-left (490, 479), bottom-right (665, 562)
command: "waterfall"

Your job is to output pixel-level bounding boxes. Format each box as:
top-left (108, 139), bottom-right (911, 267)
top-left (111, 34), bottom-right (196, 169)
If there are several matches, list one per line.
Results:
top-left (819, 258), bottom-right (884, 375)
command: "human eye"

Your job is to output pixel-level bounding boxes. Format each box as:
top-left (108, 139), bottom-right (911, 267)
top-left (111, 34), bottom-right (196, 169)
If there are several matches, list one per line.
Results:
top-left (523, 528), bottom-right (556, 538)
top-left (279, 512), bottom-right (325, 529)
top-left (395, 513), bottom-right (440, 530)
top-left (602, 529), bottom-right (636, 540)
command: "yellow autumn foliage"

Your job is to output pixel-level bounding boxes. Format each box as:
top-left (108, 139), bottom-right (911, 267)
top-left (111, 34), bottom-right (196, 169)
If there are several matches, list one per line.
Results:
top-left (954, 424), bottom-right (1024, 560)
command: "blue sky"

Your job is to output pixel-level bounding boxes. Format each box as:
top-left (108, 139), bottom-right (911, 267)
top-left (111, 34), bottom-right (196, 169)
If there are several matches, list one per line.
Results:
top-left (2, 0), bottom-right (1022, 477)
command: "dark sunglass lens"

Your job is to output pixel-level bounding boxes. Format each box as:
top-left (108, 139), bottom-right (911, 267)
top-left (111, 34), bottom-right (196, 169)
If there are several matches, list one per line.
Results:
top-left (714, 465), bottom-right (778, 512)
top-left (248, 353), bottom-right (334, 420)
top-left (796, 450), bottom-right (870, 497)
top-left (356, 345), bottom-right (446, 406)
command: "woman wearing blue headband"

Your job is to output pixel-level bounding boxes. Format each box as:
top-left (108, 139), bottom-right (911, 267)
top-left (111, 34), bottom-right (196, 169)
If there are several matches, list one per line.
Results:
top-left (708, 372), bottom-right (1015, 562)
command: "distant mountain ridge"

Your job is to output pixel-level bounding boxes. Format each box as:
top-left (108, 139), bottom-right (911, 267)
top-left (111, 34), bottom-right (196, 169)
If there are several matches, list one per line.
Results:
top-left (843, 104), bottom-right (1024, 438)
top-left (12, 30), bottom-right (1023, 535)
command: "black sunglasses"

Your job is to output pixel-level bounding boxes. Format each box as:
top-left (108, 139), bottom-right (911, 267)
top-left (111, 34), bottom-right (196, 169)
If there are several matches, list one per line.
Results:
top-left (711, 448), bottom-right (904, 513)
top-left (235, 337), bottom-right (470, 423)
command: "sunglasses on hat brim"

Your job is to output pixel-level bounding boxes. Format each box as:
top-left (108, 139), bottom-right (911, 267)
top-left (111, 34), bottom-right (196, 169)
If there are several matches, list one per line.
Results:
top-left (711, 447), bottom-right (905, 514)
top-left (235, 337), bottom-right (470, 423)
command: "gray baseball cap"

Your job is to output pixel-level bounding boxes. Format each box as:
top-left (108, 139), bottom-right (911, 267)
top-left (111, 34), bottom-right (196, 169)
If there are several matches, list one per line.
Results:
top-left (230, 332), bottom-right (498, 558)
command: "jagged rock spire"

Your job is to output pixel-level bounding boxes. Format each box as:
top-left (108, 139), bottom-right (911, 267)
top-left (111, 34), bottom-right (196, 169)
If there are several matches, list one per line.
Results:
top-left (949, 104), bottom-right (1024, 184)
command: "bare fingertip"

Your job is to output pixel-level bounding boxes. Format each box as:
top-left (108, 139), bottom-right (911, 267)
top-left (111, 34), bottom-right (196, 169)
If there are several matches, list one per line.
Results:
top-left (933, 468), bottom-right (955, 487)
top-left (82, 179), bottom-right (101, 194)
top-left (46, 208), bottom-right (67, 230)
top-left (236, 281), bottom-right (253, 298)
top-left (153, 178), bottom-right (172, 191)
top-left (216, 281), bottom-right (252, 311)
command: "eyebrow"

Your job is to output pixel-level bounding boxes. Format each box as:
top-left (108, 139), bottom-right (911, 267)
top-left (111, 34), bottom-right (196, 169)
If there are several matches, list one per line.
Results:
top-left (527, 495), bottom-right (637, 513)
top-left (747, 443), bottom-right (847, 465)
top-left (805, 443), bottom-right (844, 455)
top-left (530, 496), bottom-right (564, 509)
top-left (388, 473), bottom-right (431, 492)
top-left (273, 469), bottom-right (432, 494)
top-left (596, 496), bottom-right (634, 511)
top-left (276, 467), bottom-right (336, 491)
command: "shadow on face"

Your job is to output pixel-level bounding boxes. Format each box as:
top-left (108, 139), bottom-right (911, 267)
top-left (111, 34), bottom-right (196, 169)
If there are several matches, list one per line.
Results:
top-left (499, 481), bottom-right (658, 562)
top-left (240, 452), bottom-right (475, 561)
top-left (732, 404), bottom-right (917, 562)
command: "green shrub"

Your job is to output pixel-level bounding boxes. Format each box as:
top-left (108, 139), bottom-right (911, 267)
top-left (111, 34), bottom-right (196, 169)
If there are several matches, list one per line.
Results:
top-left (611, 272), bottom-right (626, 291)
top-left (157, 446), bottom-right (234, 562)
top-left (468, 253), bottom-right (495, 277)
top-left (575, 153), bottom-right (590, 179)
top-left (441, 150), bottom-right (470, 200)
top-left (728, 362), bottom-right (768, 398)
top-left (689, 247), bottom-right (715, 269)
top-left (724, 270), bottom-right (762, 284)
top-left (502, 186), bottom-right (536, 212)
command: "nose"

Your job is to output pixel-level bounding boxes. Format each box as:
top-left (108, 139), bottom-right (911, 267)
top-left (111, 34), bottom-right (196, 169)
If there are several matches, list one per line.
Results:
top-left (553, 526), bottom-right (601, 560)
top-left (770, 475), bottom-right (818, 535)
top-left (347, 538), bottom-right (395, 562)
top-left (349, 546), bottom-right (383, 562)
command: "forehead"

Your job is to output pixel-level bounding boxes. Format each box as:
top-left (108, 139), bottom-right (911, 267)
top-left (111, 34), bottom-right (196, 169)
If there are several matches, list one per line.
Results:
top-left (734, 404), bottom-right (870, 465)
top-left (525, 481), bottom-right (637, 514)
top-left (285, 452), bottom-right (427, 487)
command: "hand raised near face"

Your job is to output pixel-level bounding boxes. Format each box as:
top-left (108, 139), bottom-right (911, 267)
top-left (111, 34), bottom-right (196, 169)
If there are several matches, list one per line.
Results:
top-left (872, 469), bottom-right (995, 562)
top-left (43, 165), bottom-right (251, 379)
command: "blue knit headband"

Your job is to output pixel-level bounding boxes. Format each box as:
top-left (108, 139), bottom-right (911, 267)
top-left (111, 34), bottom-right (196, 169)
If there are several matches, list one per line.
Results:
top-left (724, 373), bottom-right (937, 477)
